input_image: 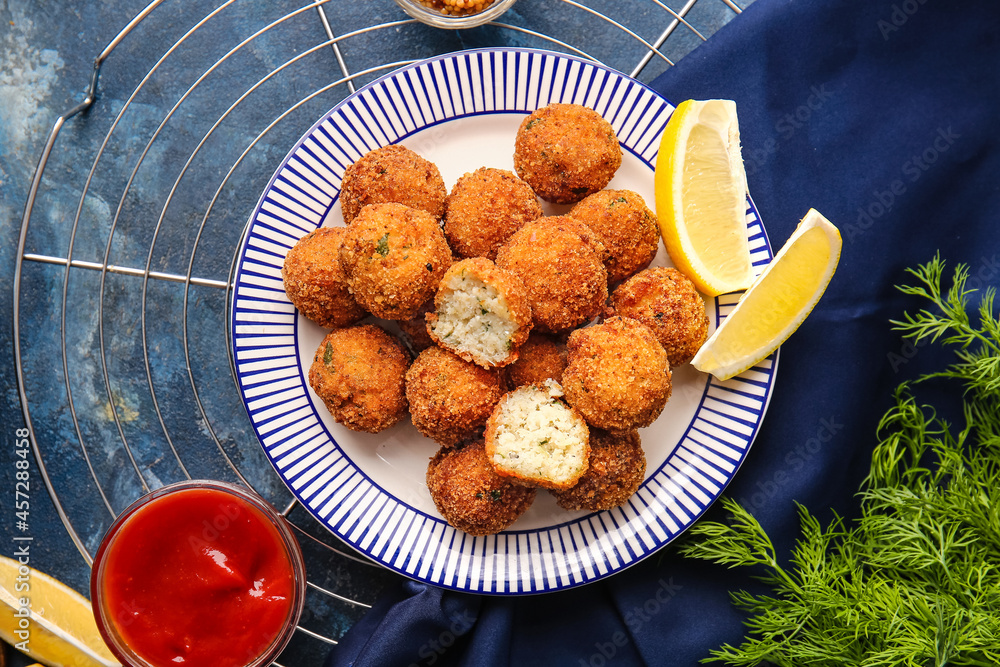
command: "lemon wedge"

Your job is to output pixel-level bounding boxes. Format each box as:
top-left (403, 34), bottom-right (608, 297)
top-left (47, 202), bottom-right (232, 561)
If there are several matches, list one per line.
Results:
top-left (0, 555), bottom-right (119, 667)
top-left (692, 208), bottom-right (842, 381)
top-left (655, 99), bottom-right (754, 296)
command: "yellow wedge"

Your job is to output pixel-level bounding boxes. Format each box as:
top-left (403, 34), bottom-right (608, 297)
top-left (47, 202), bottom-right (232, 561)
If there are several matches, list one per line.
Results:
top-left (0, 555), bottom-right (118, 667)
top-left (655, 99), bottom-right (754, 296)
top-left (692, 209), bottom-right (842, 380)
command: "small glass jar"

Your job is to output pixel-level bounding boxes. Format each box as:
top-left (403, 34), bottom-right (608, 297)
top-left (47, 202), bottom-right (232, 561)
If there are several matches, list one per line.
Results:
top-left (392, 0), bottom-right (517, 29)
top-left (91, 480), bottom-right (306, 667)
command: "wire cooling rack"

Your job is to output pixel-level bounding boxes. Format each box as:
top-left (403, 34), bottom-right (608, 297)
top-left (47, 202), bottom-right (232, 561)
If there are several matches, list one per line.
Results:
top-left (14, 0), bottom-right (746, 663)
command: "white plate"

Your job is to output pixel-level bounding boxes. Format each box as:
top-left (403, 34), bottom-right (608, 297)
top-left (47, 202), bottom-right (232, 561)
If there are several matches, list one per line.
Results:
top-left (230, 48), bottom-right (776, 594)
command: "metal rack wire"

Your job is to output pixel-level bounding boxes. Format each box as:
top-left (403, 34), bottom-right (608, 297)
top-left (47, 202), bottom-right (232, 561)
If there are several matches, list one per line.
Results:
top-left (14, 0), bottom-right (745, 662)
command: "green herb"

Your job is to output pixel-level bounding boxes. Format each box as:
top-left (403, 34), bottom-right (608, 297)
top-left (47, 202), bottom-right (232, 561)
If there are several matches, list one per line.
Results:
top-left (323, 342), bottom-right (333, 365)
top-left (475, 492), bottom-right (483, 499)
top-left (525, 118), bottom-right (540, 131)
top-left (678, 255), bottom-right (1000, 666)
top-left (608, 196), bottom-right (628, 207)
top-left (490, 489), bottom-right (502, 501)
top-left (376, 232), bottom-right (390, 257)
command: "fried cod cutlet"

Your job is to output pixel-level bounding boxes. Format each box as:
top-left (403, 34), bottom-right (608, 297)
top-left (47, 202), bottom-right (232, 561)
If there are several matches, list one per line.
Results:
top-left (405, 346), bottom-right (506, 448)
top-left (608, 267), bottom-right (709, 367)
top-left (282, 226), bottom-right (367, 329)
top-left (443, 167), bottom-right (543, 261)
top-left (551, 428), bottom-right (646, 511)
top-left (484, 381), bottom-right (590, 491)
top-left (426, 440), bottom-right (536, 536)
top-left (397, 299), bottom-right (437, 355)
top-left (568, 189), bottom-right (660, 285)
top-left (562, 316), bottom-right (672, 431)
top-left (340, 144), bottom-right (447, 223)
top-left (496, 217), bottom-right (608, 334)
top-left (513, 103), bottom-right (622, 204)
top-left (338, 203), bottom-right (452, 320)
top-left (308, 324), bottom-right (410, 433)
top-left (504, 332), bottom-right (567, 389)
top-left (426, 257), bottom-right (533, 369)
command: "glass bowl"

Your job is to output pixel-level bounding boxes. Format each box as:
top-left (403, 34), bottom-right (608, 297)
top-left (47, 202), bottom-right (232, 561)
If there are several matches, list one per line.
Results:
top-left (393, 0), bottom-right (517, 29)
top-left (91, 480), bottom-right (306, 667)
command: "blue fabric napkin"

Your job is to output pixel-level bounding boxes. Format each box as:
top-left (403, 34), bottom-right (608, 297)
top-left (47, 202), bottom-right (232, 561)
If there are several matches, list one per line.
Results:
top-left (326, 1), bottom-right (1000, 665)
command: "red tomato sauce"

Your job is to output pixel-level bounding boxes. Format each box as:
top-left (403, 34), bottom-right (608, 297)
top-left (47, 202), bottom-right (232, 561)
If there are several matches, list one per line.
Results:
top-left (98, 487), bottom-right (297, 667)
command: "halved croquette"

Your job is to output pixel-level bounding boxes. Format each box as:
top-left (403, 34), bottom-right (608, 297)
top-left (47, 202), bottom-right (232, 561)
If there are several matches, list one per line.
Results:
top-left (427, 257), bottom-right (533, 368)
top-left (484, 381), bottom-right (590, 491)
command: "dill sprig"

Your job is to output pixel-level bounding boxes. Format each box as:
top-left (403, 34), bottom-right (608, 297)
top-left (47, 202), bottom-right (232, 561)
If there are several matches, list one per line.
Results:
top-left (679, 255), bottom-right (1000, 666)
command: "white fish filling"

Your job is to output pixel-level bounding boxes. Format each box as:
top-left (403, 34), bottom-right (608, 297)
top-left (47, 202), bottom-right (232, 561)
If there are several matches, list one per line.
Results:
top-left (432, 272), bottom-right (516, 365)
top-left (492, 382), bottom-right (588, 485)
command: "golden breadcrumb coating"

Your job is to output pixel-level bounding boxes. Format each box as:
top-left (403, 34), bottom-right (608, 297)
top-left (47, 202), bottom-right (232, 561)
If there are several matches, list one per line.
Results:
top-left (513, 103), bottom-right (622, 204)
top-left (495, 217), bottom-right (608, 334)
top-left (484, 381), bottom-right (590, 491)
top-left (338, 203), bottom-right (452, 320)
top-left (568, 189), bottom-right (660, 284)
top-left (426, 440), bottom-right (536, 536)
top-left (443, 167), bottom-right (543, 261)
top-left (551, 429), bottom-right (646, 511)
top-left (340, 144), bottom-right (447, 223)
top-left (504, 333), bottom-right (567, 388)
top-left (562, 316), bottom-right (672, 431)
top-left (308, 325), bottom-right (410, 433)
top-left (426, 257), bottom-right (533, 369)
top-left (609, 267), bottom-right (709, 367)
top-left (397, 299), bottom-right (437, 355)
top-left (405, 346), bottom-right (506, 447)
top-left (540, 215), bottom-right (610, 266)
top-left (282, 226), bottom-right (367, 329)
